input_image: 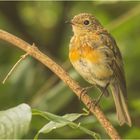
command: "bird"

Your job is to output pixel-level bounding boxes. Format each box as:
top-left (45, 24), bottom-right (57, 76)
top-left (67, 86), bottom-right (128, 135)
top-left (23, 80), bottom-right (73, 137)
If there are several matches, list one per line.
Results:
top-left (68, 13), bottom-right (131, 126)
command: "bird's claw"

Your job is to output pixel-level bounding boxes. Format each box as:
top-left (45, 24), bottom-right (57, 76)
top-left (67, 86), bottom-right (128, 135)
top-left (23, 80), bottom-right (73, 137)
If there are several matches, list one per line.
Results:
top-left (79, 85), bottom-right (94, 100)
top-left (87, 99), bottom-right (98, 110)
top-left (79, 88), bottom-right (88, 100)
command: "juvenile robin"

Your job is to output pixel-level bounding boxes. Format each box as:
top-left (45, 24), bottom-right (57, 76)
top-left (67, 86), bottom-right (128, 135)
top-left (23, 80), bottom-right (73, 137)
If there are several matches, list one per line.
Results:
top-left (69, 13), bottom-right (131, 126)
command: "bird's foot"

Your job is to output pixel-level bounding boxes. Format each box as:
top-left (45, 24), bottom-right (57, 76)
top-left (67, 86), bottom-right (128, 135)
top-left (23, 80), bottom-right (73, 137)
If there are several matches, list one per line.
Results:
top-left (87, 92), bottom-right (104, 110)
top-left (79, 85), bottom-right (94, 100)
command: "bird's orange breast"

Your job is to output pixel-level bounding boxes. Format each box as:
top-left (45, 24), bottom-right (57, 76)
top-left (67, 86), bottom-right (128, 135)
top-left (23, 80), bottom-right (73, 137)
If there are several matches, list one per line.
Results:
top-left (69, 44), bottom-right (102, 64)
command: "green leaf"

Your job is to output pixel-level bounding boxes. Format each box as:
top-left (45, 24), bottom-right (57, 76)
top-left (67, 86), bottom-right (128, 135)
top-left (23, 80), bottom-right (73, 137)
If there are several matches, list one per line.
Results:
top-left (32, 109), bottom-right (100, 139)
top-left (0, 103), bottom-right (32, 139)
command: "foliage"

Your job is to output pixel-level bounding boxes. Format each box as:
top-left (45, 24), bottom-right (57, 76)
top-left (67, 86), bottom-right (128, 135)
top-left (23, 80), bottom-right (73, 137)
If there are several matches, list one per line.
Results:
top-left (32, 109), bottom-right (100, 139)
top-left (0, 1), bottom-right (140, 139)
top-left (0, 104), bottom-right (31, 139)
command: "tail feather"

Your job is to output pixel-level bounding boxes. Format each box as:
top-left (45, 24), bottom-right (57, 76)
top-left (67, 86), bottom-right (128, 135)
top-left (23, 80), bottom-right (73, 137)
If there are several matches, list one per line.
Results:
top-left (110, 83), bottom-right (132, 126)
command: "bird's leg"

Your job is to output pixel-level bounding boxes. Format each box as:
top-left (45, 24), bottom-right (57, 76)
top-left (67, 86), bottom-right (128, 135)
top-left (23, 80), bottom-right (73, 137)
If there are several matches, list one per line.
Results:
top-left (79, 85), bottom-right (94, 100)
top-left (83, 85), bottom-right (94, 91)
top-left (87, 83), bottom-right (109, 109)
top-left (87, 92), bottom-right (104, 110)
top-left (94, 83), bottom-right (110, 106)
top-left (94, 92), bottom-right (104, 106)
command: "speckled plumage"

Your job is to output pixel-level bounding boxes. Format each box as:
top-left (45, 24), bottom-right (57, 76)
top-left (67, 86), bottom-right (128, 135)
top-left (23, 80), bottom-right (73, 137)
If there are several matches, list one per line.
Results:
top-left (69, 13), bottom-right (131, 126)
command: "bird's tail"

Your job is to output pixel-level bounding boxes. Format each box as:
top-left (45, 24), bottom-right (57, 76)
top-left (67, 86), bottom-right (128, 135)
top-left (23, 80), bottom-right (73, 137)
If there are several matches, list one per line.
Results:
top-left (110, 83), bottom-right (132, 126)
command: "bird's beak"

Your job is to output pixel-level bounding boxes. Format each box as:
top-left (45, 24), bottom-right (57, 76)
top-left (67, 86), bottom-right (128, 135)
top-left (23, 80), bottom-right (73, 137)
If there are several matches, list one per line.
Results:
top-left (65, 20), bottom-right (70, 24)
top-left (65, 20), bottom-right (75, 25)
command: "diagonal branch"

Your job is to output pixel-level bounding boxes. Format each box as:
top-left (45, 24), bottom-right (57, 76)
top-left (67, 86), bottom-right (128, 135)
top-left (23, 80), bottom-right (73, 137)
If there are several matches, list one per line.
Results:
top-left (0, 29), bottom-right (121, 139)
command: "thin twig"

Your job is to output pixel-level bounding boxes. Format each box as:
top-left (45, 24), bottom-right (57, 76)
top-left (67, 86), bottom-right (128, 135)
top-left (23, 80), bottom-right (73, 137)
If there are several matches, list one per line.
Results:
top-left (2, 53), bottom-right (29, 84)
top-left (0, 29), bottom-right (121, 139)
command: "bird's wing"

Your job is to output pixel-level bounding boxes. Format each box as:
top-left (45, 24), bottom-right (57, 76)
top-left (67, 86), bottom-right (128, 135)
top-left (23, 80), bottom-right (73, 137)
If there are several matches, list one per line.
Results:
top-left (100, 33), bottom-right (127, 98)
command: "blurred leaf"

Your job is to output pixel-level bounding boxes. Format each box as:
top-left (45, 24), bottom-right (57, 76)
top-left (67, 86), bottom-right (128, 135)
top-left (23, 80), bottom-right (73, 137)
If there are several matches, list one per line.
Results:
top-left (124, 127), bottom-right (140, 139)
top-left (0, 103), bottom-right (32, 139)
top-left (32, 109), bottom-right (100, 139)
top-left (33, 69), bottom-right (78, 113)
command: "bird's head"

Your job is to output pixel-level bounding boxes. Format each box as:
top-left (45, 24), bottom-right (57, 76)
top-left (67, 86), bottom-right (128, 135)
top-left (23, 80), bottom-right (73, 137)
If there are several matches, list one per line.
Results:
top-left (70, 13), bottom-right (103, 36)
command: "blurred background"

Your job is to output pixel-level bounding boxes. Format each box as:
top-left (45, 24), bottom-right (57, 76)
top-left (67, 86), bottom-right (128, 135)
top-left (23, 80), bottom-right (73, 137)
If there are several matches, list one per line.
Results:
top-left (0, 1), bottom-right (140, 139)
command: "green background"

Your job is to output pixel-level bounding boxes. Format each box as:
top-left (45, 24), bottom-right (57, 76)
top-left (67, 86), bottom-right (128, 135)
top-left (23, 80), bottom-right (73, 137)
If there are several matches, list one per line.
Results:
top-left (0, 1), bottom-right (140, 139)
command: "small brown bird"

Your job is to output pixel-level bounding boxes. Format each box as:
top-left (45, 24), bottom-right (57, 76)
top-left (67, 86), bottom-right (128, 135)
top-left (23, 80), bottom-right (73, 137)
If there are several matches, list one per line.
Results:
top-left (69, 13), bottom-right (131, 126)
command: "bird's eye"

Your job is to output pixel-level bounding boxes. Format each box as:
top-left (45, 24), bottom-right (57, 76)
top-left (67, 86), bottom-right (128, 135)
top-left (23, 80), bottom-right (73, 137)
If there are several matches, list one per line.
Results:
top-left (83, 20), bottom-right (90, 25)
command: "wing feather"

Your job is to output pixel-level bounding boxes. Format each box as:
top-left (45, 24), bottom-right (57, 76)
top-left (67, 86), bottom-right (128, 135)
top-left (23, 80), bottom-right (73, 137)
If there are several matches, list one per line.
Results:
top-left (100, 32), bottom-right (127, 98)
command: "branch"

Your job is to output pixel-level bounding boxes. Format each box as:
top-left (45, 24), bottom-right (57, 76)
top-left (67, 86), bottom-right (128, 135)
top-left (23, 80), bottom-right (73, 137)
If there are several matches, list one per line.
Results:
top-left (0, 29), bottom-right (121, 139)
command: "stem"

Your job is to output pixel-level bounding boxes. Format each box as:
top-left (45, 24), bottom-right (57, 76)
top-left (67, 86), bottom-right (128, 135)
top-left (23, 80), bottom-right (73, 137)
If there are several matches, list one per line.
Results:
top-left (2, 53), bottom-right (28, 84)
